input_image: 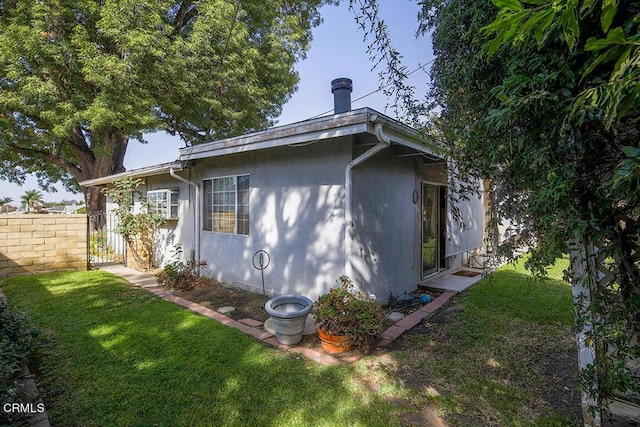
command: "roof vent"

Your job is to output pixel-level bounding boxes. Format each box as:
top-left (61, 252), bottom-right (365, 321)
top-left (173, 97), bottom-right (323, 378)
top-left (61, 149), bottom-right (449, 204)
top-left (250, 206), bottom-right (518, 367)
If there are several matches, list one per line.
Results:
top-left (331, 78), bottom-right (352, 114)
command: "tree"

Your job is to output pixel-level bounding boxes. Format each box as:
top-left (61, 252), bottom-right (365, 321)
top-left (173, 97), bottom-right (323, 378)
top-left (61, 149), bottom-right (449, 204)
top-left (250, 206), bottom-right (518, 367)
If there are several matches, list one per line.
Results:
top-left (352, 0), bottom-right (639, 423)
top-left (0, 197), bottom-right (15, 213)
top-left (0, 0), bottom-right (331, 215)
top-left (20, 189), bottom-right (44, 213)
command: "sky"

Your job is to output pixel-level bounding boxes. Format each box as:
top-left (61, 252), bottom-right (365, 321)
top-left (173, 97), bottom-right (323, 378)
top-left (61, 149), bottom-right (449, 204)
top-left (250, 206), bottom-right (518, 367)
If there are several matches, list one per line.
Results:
top-left (0, 0), bottom-right (432, 205)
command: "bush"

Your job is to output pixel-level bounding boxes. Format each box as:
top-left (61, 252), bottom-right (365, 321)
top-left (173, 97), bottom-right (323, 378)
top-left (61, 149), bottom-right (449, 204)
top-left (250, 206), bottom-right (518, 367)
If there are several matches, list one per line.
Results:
top-left (0, 298), bottom-right (39, 424)
top-left (156, 260), bottom-right (213, 291)
top-left (313, 276), bottom-right (385, 352)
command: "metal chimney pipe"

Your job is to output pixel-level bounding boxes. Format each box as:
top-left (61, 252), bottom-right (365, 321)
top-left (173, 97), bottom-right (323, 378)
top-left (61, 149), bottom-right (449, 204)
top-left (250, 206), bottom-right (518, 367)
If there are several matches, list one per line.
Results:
top-left (331, 78), bottom-right (353, 114)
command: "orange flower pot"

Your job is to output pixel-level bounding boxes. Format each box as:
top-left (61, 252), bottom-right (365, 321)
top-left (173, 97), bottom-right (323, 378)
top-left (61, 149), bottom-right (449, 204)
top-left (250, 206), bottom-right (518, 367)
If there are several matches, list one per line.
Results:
top-left (318, 328), bottom-right (353, 354)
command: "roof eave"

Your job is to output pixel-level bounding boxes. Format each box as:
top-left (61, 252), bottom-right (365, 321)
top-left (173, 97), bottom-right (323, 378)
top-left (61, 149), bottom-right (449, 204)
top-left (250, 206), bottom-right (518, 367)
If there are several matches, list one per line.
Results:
top-left (178, 108), bottom-right (372, 161)
top-left (366, 114), bottom-right (446, 160)
top-left (79, 161), bottom-right (183, 187)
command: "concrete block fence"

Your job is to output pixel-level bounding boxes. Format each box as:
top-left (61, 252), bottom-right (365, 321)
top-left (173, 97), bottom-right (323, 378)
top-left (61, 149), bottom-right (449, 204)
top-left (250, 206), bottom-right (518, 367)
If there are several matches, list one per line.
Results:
top-left (0, 215), bottom-right (87, 278)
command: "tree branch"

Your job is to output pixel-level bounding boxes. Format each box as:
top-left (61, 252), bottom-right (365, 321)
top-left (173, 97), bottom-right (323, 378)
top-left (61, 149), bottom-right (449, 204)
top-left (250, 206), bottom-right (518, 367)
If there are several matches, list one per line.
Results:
top-left (171, 1), bottom-right (198, 35)
top-left (6, 143), bottom-right (84, 181)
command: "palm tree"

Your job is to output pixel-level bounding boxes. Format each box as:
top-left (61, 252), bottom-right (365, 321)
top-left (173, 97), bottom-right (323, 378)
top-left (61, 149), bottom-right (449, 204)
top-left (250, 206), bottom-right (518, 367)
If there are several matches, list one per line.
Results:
top-left (20, 190), bottom-right (44, 213)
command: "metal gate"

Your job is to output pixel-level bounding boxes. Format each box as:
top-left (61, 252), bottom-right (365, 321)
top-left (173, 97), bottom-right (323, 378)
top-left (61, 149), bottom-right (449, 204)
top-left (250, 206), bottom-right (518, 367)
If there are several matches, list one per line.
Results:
top-left (87, 211), bottom-right (126, 267)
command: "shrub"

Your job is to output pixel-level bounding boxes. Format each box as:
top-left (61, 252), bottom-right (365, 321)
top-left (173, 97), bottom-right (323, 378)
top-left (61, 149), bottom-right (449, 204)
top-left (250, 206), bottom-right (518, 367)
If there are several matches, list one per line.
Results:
top-left (156, 260), bottom-right (213, 291)
top-left (0, 298), bottom-right (39, 424)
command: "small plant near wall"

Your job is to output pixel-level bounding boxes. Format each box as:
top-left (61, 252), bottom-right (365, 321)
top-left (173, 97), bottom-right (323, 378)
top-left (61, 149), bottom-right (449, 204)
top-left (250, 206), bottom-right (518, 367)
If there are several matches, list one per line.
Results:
top-left (156, 259), bottom-right (211, 291)
top-left (313, 276), bottom-right (385, 353)
top-left (103, 178), bottom-right (164, 271)
top-left (156, 245), bottom-right (213, 291)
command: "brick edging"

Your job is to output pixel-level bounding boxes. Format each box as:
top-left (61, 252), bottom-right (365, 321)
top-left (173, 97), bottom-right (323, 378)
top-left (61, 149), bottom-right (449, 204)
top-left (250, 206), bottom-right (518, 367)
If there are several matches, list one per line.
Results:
top-left (377, 290), bottom-right (458, 347)
top-left (103, 267), bottom-right (461, 365)
top-left (131, 282), bottom-right (347, 365)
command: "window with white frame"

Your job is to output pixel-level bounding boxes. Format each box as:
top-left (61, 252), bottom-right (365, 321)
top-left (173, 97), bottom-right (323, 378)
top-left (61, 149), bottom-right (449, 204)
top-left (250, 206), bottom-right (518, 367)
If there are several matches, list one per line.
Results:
top-left (203, 175), bottom-right (249, 235)
top-left (147, 189), bottom-right (179, 219)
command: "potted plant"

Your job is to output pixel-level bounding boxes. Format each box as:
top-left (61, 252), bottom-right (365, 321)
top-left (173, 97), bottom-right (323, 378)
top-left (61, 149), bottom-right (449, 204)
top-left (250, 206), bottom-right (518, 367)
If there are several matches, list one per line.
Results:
top-left (313, 276), bottom-right (385, 353)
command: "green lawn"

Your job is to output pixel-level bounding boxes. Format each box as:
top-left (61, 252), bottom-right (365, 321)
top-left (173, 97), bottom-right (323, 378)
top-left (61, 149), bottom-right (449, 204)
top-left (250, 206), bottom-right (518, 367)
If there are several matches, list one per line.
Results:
top-left (377, 255), bottom-right (582, 426)
top-left (1, 258), bottom-right (581, 426)
top-left (1, 271), bottom-right (398, 426)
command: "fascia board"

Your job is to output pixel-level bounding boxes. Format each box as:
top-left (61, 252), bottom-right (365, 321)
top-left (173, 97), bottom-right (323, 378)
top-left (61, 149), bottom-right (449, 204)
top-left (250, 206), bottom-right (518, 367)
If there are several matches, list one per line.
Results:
top-left (179, 122), bottom-right (368, 161)
top-left (79, 162), bottom-right (183, 187)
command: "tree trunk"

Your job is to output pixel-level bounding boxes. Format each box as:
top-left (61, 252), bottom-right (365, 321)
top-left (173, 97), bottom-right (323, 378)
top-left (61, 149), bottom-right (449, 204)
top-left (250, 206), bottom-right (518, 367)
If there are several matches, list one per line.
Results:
top-left (77, 127), bottom-right (129, 217)
top-left (570, 239), bottom-right (603, 427)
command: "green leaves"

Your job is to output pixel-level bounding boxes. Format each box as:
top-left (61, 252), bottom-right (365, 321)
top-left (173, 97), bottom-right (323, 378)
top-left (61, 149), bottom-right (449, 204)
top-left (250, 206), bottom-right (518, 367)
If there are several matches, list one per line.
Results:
top-left (0, 0), bottom-right (327, 207)
top-left (622, 145), bottom-right (640, 158)
top-left (585, 26), bottom-right (628, 50)
top-left (600, 0), bottom-right (618, 33)
top-left (491, 0), bottom-right (523, 12)
top-left (483, 0), bottom-right (640, 130)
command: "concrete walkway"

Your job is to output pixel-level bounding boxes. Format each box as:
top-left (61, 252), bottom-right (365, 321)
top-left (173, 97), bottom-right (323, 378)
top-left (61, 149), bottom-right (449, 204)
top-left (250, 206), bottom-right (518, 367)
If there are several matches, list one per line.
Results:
top-left (419, 267), bottom-right (485, 293)
top-left (100, 265), bottom-right (467, 365)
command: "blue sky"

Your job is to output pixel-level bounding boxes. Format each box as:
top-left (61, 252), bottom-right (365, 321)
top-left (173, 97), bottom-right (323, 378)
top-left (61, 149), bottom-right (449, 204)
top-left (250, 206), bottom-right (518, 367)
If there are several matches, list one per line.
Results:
top-left (1, 0), bottom-right (432, 204)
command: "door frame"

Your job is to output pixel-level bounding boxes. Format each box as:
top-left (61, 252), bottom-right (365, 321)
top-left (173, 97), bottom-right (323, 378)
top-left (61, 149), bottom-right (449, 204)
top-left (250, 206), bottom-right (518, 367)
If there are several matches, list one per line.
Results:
top-left (421, 182), bottom-right (446, 278)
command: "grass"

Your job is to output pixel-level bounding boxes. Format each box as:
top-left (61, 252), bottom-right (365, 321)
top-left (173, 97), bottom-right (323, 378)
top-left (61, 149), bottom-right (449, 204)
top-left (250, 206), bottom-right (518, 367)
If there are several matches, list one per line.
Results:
top-left (1, 257), bottom-right (582, 426)
top-left (1, 271), bottom-right (399, 426)
top-left (367, 255), bottom-right (583, 427)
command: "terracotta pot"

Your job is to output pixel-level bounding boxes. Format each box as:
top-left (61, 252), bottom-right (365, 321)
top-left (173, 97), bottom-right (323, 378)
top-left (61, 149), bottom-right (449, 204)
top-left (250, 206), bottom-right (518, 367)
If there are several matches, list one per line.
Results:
top-left (317, 328), bottom-right (353, 354)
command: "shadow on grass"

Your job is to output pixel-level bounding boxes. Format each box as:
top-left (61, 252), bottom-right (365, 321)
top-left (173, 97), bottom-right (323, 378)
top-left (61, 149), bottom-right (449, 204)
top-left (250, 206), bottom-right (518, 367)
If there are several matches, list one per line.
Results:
top-left (378, 264), bottom-right (582, 427)
top-left (2, 271), bottom-right (398, 427)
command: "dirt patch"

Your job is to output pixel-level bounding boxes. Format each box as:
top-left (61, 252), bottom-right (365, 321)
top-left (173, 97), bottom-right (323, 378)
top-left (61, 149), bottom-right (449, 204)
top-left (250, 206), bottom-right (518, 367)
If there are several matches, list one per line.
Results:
top-left (389, 302), bottom-right (583, 425)
top-left (174, 282), bottom-right (271, 322)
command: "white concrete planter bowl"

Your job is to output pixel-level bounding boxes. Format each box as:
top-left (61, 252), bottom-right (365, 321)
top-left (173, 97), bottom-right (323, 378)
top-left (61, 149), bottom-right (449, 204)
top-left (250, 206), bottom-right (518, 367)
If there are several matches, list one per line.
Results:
top-left (265, 295), bottom-right (313, 345)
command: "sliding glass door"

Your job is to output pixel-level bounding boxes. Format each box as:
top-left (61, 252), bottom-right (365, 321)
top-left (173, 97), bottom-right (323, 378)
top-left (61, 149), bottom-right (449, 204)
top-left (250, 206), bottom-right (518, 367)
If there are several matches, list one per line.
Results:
top-left (422, 183), bottom-right (439, 277)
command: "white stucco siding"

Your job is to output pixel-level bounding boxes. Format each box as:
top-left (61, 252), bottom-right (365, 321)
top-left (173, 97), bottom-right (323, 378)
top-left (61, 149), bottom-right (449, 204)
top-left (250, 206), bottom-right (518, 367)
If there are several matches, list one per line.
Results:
top-left (351, 150), bottom-right (424, 301)
top-left (189, 137), bottom-right (351, 301)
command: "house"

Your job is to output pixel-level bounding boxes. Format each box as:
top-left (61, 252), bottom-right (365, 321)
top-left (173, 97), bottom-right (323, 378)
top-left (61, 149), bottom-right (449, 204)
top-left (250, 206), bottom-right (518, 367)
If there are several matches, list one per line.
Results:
top-left (46, 204), bottom-right (86, 214)
top-left (80, 79), bottom-right (486, 303)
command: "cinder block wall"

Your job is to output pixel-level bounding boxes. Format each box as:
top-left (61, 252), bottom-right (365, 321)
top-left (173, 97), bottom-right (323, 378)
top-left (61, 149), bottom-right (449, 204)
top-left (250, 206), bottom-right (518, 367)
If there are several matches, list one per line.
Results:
top-left (0, 214), bottom-right (87, 278)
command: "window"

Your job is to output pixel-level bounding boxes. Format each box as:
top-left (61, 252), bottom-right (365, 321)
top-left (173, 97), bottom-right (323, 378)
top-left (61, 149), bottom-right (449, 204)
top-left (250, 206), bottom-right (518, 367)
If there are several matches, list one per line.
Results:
top-left (203, 175), bottom-right (249, 235)
top-left (147, 189), bottom-right (179, 219)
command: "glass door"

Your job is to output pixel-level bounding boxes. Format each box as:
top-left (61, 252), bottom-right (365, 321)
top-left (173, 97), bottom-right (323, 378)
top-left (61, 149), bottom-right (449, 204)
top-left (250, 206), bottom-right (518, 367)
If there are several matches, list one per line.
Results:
top-left (422, 183), bottom-right (439, 277)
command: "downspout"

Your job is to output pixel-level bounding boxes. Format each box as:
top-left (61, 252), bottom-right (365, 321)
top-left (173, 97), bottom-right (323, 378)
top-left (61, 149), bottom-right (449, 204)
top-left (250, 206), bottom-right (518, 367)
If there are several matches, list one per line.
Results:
top-left (170, 168), bottom-right (200, 263)
top-left (344, 122), bottom-right (391, 278)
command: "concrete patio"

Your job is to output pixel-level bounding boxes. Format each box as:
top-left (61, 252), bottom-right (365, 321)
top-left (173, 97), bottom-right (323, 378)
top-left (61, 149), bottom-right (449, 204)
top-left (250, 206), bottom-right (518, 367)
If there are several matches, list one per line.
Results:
top-left (419, 267), bottom-right (485, 293)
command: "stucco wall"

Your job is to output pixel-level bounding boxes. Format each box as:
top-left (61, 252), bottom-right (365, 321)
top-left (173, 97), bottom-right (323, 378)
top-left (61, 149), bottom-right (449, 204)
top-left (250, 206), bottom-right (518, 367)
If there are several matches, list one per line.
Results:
top-left (0, 214), bottom-right (87, 278)
top-left (445, 174), bottom-right (485, 262)
top-left (114, 135), bottom-right (484, 302)
top-left (351, 149), bottom-right (485, 300)
top-left (179, 137), bottom-right (352, 301)
top-left (351, 151), bottom-right (429, 300)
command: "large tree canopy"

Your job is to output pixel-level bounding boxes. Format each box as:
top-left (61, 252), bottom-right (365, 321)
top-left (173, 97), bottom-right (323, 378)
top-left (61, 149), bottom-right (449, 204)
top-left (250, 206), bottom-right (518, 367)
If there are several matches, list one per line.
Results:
top-left (0, 0), bottom-right (330, 213)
